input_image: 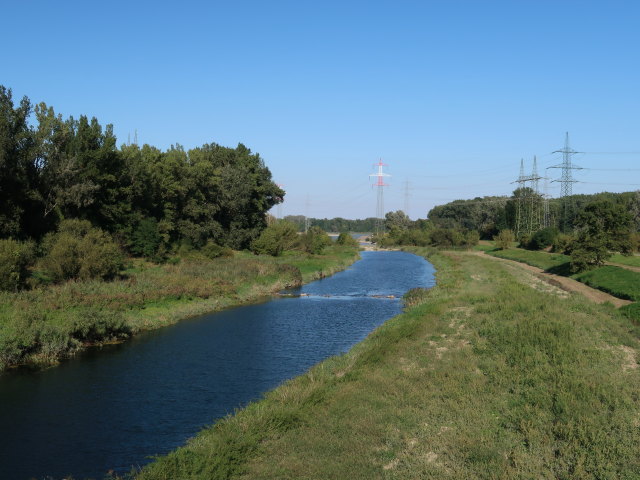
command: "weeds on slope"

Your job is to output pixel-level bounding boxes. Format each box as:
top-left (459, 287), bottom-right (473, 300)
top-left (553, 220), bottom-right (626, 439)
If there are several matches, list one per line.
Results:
top-left (133, 250), bottom-right (640, 479)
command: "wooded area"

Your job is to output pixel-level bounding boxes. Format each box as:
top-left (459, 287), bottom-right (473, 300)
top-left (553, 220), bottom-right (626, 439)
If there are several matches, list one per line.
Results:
top-left (0, 86), bottom-right (283, 251)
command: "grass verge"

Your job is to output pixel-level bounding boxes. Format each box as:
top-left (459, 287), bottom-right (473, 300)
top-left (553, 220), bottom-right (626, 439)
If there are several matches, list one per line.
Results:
top-left (132, 248), bottom-right (640, 480)
top-left (488, 248), bottom-right (569, 271)
top-left (610, 253), bottom-right (640, 268)
top-left (488, 248), bottom-right (640, 303)
top-left (574, 265), bottom-right (640, 301)
top-left (0, 246), bottom-right (359, 372)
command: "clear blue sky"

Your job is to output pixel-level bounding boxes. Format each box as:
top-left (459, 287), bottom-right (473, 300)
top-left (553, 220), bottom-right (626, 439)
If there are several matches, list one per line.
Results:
top-left (4, 0), bottom-right (640, 219)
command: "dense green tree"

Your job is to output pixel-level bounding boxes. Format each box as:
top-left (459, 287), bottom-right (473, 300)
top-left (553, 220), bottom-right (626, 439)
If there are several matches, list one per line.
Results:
top-left (300, 226), bottom-right (332, 254)
top-left (428, 196), bottom-right (508, 239)
top-left (130, 218), bottom-right (162, 259)
top-left (570, 200), bottom-right (633, 271)
top-left (0, 239), bottom-right (35, 291)
top-left (188, 143), bottom-right (283, 248)
top-left (385, 210), bottom-right (411, 233)
top-left (527, 227), bottom-right (559, 250)
top-left (336, 232), bottom-right (359, 247)
top-left (0, 87), bottom-right (39, 238)
top-left (0, 85), bottom-right (286, 257)
top-left (33, 104), bottom-right (96, 225)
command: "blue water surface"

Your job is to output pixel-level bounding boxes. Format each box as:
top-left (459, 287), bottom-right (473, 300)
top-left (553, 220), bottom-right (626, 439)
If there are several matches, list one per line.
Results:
top-left (0, 251), bottom-right (434, 480)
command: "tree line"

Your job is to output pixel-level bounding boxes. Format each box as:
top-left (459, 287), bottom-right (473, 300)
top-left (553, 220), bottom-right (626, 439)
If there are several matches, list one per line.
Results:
top-left (0, 86), bottom-right (283, 250)
top-left (381, 189), bottom-right (639, 271)
top-left (0, 86), bottom-right (283, 289)
top-left (283, 216), bottom-right (378, 233)
top-left (427, 190), bottom-right (640, 239)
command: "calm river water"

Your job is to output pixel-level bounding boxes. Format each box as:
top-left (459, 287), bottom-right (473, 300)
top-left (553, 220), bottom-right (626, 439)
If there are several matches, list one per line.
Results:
top-left (0, 251), bottom-right (434, 480)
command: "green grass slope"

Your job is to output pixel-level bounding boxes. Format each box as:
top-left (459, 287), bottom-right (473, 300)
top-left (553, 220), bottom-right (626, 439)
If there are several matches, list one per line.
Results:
top-left (134, 249), bottom-right (640, 480)
top-left (574, 265), bottom-right (640, 301)
top-left (488, 248), bottom-right (570, 271)
top-left (488, 248), bottom-right (640, 303)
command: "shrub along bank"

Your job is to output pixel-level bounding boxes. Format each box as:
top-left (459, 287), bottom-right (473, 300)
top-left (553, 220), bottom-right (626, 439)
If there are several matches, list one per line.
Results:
top-left (0, 245), bottom-right (359, 371)
top-left (132, 249), bottom-right (640, 480)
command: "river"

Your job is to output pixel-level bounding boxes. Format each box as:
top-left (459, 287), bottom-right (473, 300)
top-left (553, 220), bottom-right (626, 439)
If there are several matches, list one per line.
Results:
top-left (0, 251), bottom-right (434, 480)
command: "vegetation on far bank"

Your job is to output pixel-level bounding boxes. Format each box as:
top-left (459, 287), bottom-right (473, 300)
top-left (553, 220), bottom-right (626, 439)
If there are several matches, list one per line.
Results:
top-left (0, 244), bottom-right (359, 372)
top-left (0, 86), bottom-right (365, 372)
top-left (132, 249), bottom-right (640, 480)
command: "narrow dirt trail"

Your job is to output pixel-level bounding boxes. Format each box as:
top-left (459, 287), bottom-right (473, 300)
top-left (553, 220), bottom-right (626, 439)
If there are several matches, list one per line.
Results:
top-left (467, 251), bottom-right (632, 308)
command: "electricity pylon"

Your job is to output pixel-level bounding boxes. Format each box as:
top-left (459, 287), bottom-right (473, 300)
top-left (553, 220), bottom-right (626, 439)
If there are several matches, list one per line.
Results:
top-left (549, 132), bottom-right (582, 231)
top-left (512, 157), bottom-right (543, 237)
top-left (370, 159), bottom-right (390, 235)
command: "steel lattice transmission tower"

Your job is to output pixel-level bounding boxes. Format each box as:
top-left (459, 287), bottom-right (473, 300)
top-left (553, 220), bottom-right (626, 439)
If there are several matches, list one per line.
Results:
top-left (543, 175), bottom-right (551, 228)
top-left (549, 132), bottom-right (582, 231)
top-left (512, 157), bottom-right (543, 237)
top-left (514, 159), bottom-right (526, 237)
top-left (529, 156), bottom-right (543, 233)
top-left (370, 159), bottom-right (390, 235)
top-left (403, 179), bottom-right (411, 217)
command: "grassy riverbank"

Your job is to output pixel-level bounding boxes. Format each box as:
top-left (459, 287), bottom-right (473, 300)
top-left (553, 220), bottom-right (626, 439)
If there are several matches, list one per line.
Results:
top-left (133, 248), bottom-right (640, 480)
top-left (0, 246), bottom-right (359, 372)
top-left (488, 248), bottom-right (640, 303)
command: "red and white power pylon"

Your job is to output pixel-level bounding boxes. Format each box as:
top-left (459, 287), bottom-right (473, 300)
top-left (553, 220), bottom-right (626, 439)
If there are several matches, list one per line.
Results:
top-left (370, 159), bottom-right (390, 235)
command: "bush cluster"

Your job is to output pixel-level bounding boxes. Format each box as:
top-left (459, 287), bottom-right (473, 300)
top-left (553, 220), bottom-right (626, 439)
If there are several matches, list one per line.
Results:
top-left (201, 241), bottom-right (234, 259)
top-left (552, 233), bottom-right (574, 254)
top-left (250, 222), bottom-right (336, 256)
top-left (378, 227), bottom-right (479, 249)
top-left (250, 221), bottom-right (299, 256)
top-left (300, 227), bottom-right (332, 254)
top-left (493, 229), bottom-right (515, 250)
top-left (0, 239), bottom-right (35, 291)
top-left (38, 219), bottom-right (124, 283)
top-left (336, 232), bottom-right (359, 247)
top-left (525, 227), bottom-right (559, 251)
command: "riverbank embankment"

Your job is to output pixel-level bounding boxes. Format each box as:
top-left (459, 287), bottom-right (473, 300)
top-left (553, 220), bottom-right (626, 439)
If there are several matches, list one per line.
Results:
top-left (135, 247), bottom-right (640, 480)
top-left (0, 246), bottom-right (359, 372)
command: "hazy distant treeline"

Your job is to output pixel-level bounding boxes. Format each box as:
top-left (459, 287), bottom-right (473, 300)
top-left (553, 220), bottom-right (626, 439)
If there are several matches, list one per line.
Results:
top-left (428, 190), bottom-right (640, 238)
top-left (283, 216), bottom-right (378, 232)
top-left (0, 86), bottom-right (283, 250)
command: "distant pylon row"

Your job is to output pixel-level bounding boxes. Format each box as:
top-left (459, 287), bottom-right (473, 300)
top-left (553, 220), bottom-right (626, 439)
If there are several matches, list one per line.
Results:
top-left (512, 133), bottom-right (582, 236)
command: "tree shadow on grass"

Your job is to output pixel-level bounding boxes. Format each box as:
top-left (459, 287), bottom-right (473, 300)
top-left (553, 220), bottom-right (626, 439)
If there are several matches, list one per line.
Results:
top-left (545, 262), bottom-right (573, 277)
